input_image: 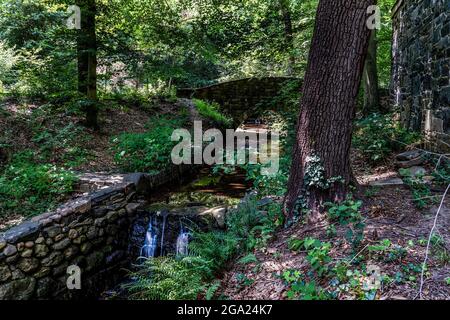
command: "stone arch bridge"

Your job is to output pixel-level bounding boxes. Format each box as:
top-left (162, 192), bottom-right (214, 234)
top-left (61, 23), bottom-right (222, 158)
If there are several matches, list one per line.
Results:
top-left (177, 77), bottom-right (302, 125)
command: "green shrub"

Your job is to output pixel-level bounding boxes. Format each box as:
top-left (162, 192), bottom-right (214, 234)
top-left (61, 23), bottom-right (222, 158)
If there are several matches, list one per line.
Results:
top-left (353, 113), bottom-right (420, 164)
top-left (0, 151), bottom-right (77, 219)
top-left (32, 122), bottom-right (89, 167)
top-left (112, 114), bottom-right (188, 173)
top-left (325, 197), bottom-right (363, 225)
top-left (303, 238), bottom-right (332, 277)
top-left (193, 99), bottom-right (232, 128)
top-left (325, 197), bottom-right (365, 249)
top-left (368, 239), bottom-right (407, 263)
top-left (432, 161), bottom-right (450, 186)
top-left (282, 270), bottom-right (330, 300)
top-left (125, 256), bottom-right (206, 300)
top-left (399, 169), bottom-right (437, 209)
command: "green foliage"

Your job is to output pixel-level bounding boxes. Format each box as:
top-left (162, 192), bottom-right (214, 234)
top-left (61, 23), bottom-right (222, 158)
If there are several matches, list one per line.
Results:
top-left (188, 231), bottom-right (239, 277)
top-left (432, 160), bottom-right (450, 186)
top-left (246, 162), bottom-right (290, 198)
top-left (288, 237), bottom-right (304, 252)
top-left (125, 256), bottom-right (205, 300)
top-left (329, 267), bottom-right (379, 300)
top-left (193, 99), bottom-right (232, 128)
top-left (353, 113), bottom-right (420, 164)
top-left (225, 195), bottom-right (267, 252)
top-left (288, 237), bottom-right (332, 277)
top-left (238, 253), bottom-right (258, 265)
top-left (205, 280), bottom-right (221, 300)
top-left (325, 197), bottom-right (363, 225)
top-left (399, 169), bottom-right (434, 209)
top-left (282, 270), bottom-right (330, 300)
top-left (304, 155), bottom-right (333, 189)
top-left (364, 186), bottom-right (380, 198)
top-left (0, 0), bottom-right (77, 97)
top-left (0, 151), bottom-right (76, 219)
top-left (31, 122), bottom-right (89, 167)
top-left (325, 196), bottom-right (365, 249)
top-left (127, 226), bottom-right (240, 299)
top-left (429, 233), bottom-right (450, 266)
top-left (393, 263), bottom-right (422, 284)
top-left (326, 224), bottom-right (337, 238)
top-left (235, 273), bottom-right (254, 288)
top-left (368, 239), bottom-right (407, 263)
top-left (377, 0), bottom-right (397, 87)
top-left (0, 41), bottom-right (18, 93)
top-left (304, 239), bottom-right (332, 277)
top-left (251, 202), bottom-right (284, 248)
top-left (112, 114), bottom-right (188, 173)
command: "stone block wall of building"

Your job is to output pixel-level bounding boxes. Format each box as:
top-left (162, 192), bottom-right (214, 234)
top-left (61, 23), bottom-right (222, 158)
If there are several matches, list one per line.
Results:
top-left (391, 0), bottom-right (450, 150)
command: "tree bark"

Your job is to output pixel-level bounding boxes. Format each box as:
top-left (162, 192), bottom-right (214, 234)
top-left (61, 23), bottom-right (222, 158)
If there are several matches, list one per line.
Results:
top-left (77, 0), bottom-right (98, 130)
top-left (278, 0), bottom-right (296, 75)
top-left (283, 0), bottom-right (374, 223)
top-left (362, 29), bottom-right (380, 116)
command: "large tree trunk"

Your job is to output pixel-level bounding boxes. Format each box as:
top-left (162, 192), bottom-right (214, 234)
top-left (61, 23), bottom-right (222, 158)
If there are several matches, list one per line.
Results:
top-left (362, 29), bottom-right (380, 116)
top-left (283, 0), bottom-right (374, 223)
top-left (278, 0), bottom-right (295, 75)
top-left (77, 0), bottom-right (98, 130)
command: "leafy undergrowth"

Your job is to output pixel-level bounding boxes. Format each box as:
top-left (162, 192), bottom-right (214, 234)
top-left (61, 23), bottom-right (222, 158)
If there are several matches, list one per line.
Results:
top-left (111, 111), bottom-right (190, 173)
top-left (0, 151), bottom-right (76, 227)
top-left (193, 99), bottom-right (233, 128)
top-left (353, 113), bottom-right (420, 164)
top-left (0, 97), bottom-right (192, 228)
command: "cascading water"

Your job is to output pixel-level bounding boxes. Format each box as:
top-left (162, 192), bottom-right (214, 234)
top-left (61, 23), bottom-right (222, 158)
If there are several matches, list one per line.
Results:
top-left (136, 212), bottom-right (192, 260)
top-left (140, 216), bottom-right (158, 258)
top-left (176, 224), bottom-right (190, 256)
top-left (160, 214), bottom-right (167, 256)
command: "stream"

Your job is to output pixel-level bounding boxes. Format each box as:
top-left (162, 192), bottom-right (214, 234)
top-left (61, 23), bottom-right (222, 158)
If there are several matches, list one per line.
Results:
top-left (100, 123), bottom-right (267, 299)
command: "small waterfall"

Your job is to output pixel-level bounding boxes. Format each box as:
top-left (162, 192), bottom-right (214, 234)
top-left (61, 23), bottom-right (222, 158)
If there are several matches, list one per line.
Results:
top-left (176, 224), bottom-right (190, 256)
top-left (160, 213), bottom-right (167, 256)
top-left (140, 217), bottom-right (158, 258)
top-left (135, 212), bottom-right (191, 260)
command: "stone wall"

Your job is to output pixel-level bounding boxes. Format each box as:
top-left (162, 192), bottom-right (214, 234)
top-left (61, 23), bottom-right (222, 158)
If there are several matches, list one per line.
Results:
top-left (391, 0), bottom-right (450, 150)
top-left (178, 77), bottom-right (302, 124)
top-left (0, 165), bottom-right (196, 300)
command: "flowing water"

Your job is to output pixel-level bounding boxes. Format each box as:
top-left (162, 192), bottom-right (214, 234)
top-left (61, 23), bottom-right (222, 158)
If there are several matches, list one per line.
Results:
top-left (175, 224), bottom-right (190, 256)
top-left (140, 216), bottom-right (158, 258)
top-left (159, 214), bottom-right (167, 256)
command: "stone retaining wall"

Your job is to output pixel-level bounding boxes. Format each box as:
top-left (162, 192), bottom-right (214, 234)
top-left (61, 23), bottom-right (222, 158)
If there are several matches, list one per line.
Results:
top-left (0, 165), bottom-right (196, 300)
top-left (178, 77), bottom-right (302, 124)
top-left (391, 0), bottom-right (450, 150)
